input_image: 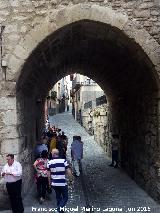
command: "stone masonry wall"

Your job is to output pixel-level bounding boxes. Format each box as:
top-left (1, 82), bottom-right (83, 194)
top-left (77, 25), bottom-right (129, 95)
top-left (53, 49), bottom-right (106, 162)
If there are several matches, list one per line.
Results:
top-left (0, 0), bottom-right (159, 73)
top-left (0, 97), bottom-right (18, 209)
top-left (82, 104), bottom-right (111, 156)
top-left (82, 95), bottom-right (160, 201)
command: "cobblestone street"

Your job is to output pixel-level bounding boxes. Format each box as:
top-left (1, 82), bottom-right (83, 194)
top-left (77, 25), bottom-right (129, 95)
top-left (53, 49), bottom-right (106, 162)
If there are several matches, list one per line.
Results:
top-left (1, 111), bottom-right (160, 213)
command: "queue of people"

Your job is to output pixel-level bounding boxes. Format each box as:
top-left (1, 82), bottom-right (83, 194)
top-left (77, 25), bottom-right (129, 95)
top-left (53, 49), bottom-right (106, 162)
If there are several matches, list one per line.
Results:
top-left (0, 118), bottom-right (120, 213)
top-left (0, 120), bottom-right (84, 213)
top-left (33, 123), bottom-right (85, 212)
top-left (32, 124), bottom-right (84, 213)
top-left (33, 125), bottom-right (70, 207)
top-left (0, 115), bottom-right (120, 213)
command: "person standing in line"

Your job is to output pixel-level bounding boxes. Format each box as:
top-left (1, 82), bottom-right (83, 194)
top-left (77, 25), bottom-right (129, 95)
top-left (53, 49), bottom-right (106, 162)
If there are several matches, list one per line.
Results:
top-left (56, 135), bottom-right (67, 159)
top-left (46, 128), bottom-right (54, 140)
top-left (109, 134), bottom-right (119, 168)
top-left (49, 132), bottom-right (57, 160)
top-left (61, 131), bottom-right (68, 152)
top-left (34, 138), bottom-right (48, 160)
top-left (33, 150), bottom-right (49, 204)
top-left (61, 131), bottom-right (68, 144)
top-left (47, 149), bottom-right (74, 213)
top-left (45, 119), bottom-right (50, 132)
top-left (71, 136), bottom-right (83, 177)
top-left (1, 154), bottom-right (24, 213)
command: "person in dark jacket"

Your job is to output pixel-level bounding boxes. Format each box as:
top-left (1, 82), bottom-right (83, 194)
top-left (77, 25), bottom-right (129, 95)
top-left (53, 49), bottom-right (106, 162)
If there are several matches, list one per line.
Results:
top-left (71, 136), bottom-right (83, 176)
top-left (109, 134), bottom-right (119, 168)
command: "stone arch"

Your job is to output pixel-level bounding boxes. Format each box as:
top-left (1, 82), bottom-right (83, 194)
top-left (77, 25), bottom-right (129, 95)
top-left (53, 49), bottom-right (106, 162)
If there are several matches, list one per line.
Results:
top-left (7, 4), bottom-right (160, 83)
top-left (1, 3), bottom-right (160, 205)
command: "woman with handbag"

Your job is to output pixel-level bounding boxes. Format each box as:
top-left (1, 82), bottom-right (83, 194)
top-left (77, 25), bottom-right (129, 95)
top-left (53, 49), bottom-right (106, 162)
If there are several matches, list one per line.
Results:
top-left (33, 150), bottom-right (49, 204)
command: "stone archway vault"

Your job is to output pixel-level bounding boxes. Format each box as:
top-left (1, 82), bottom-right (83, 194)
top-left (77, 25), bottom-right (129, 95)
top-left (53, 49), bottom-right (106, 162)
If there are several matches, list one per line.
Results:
top-left (0, 3), bottom-right (160, 207)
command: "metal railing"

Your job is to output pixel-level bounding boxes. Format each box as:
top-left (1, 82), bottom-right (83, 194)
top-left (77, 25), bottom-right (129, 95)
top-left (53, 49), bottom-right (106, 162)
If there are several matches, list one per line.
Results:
top-left (84, 95), bottom-right (107, 109)
top-left (84, 101), bottom-right (92, 109)
top-left (96, 95), bottom-right (107, 106)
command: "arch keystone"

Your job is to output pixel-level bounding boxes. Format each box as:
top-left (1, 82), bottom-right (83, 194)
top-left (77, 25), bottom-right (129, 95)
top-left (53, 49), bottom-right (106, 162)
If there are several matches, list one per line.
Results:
top-left (70, 4), bottom-right (92, 22)
top-left (90, 4), bottom-right (128, 29)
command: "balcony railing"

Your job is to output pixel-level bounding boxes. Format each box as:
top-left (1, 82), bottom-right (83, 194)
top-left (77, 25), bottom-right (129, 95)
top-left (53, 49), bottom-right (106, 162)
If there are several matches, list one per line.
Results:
top-left (84, 101), bottom-right (92, 109)
top-left (96, 95), bottom-right (107, 106)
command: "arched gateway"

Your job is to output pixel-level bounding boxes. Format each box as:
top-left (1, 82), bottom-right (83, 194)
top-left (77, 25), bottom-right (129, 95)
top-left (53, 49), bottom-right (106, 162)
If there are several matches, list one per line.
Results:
top-left (0, 4), bottom-right (160, 206)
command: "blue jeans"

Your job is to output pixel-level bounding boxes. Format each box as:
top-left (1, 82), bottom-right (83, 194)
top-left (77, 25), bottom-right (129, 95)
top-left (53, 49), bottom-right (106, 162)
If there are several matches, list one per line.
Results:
top-left (53, 185), bottom-right (68, 213)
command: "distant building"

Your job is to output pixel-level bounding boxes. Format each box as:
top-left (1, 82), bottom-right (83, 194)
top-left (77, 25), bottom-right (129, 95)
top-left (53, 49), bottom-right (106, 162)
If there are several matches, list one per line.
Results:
top-left (45, 76), bottom-right (71, 116)
top-left (71, 73), bottom-right (105, 123)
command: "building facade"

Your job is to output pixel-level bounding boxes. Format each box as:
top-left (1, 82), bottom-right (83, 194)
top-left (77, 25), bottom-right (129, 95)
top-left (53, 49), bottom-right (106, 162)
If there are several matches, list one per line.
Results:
top-left (46, 75), bottom-right (71, 116)
top-left (71, 73), bottom-right (105, 123)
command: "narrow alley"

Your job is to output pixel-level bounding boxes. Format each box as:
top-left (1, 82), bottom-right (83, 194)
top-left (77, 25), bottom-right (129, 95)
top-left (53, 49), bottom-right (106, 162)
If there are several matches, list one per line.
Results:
top-left (1, 1), bottom-right (160, 212)
top-left (2, 111), bottom-right (160, 213)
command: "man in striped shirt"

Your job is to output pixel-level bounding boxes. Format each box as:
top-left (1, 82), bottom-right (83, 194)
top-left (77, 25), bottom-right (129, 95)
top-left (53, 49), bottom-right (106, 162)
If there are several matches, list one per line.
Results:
top-left (47, 149), bottom-right (73, 213)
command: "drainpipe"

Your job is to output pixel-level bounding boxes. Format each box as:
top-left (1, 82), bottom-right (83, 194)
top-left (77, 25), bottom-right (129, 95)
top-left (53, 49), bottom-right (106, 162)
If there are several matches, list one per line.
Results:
top-left (0, 25), bottom-right (6, 80)
top-left (75, 100), bottom-right (77, 120)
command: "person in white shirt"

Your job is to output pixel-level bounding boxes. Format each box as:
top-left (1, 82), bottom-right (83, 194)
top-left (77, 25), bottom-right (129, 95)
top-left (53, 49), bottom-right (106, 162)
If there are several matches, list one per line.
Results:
top-left (1, 154), bottom-right (24, 213)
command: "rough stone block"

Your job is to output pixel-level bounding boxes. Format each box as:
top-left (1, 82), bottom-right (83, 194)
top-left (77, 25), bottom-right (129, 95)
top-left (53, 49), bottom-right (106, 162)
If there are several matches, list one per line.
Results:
top-left (4, 24), bottom-right (18, 35)
top-left (0, 109), bottom-right (17, 125)
top-left (1, 138), bottom-right (20, 155)
top-left (90, 5), bottom-right (114, 26)
top-left (138, 2), bottom-right (154, 9)
top-left (12, 15), bottom-right (29, 21)
top-left (70, 4), bottom-right (92, 22)
top-left (143, 38), bottom-right (159, 54)
top-left (134, 29), bottom-right (152, 53)
top-left (112, 12), bottom-right (128, 30)
top-left (19, 34), bottom-right (37, 55)
top-left (0, 97), bottom-right (16, 110)
top-left (151, 10), bottom-right (160, 16)
top-left (0, 125), bottom-right (18, 139)
top-left (21, 0), bottom-right (32, 6)
top-left (134, 9), bottom-right (150, 18)
top-left (148, 48), bottom-right (160, 66)
top-left (29, 22), bottom-right (50, 45)
top-left (0, 10), bottom-right (10, 17)
top-left (13, 45), bottom-right (29, 60)
top-left (7, 33), bottom-right (20, 44)
top-left (0, 179), bottom-right (9, 208)
top-left (7, 55), bottom-right (25, 81)
top-left (0, 81), bottom-right (16, 97)
top-left (10, 0), bottom-right (19, 7)
top-left (0, 1), bottom-right (9, 9)
top-left (55, 7), bottom-right (72, 28)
